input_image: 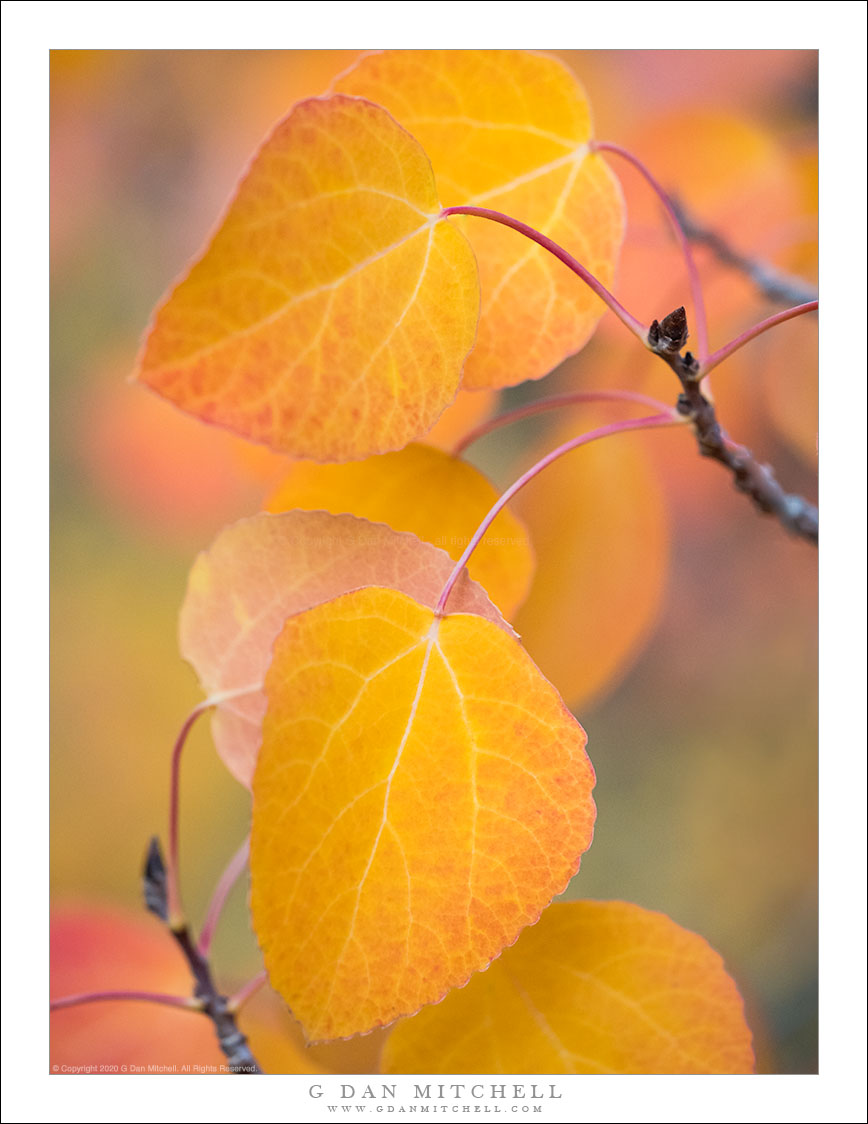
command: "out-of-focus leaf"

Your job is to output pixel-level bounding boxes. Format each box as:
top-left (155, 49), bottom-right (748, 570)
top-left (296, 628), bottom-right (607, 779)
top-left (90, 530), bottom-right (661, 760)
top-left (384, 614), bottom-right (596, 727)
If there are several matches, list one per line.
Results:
top-left (77, 350), bottom-right (289, 545)
top-left (250, 587), bottom-right (595, 1042)
top-left (50, 906), bottom-right (325, 1074)
top-left (381, 900), bottom-right (755, 1074)
top-left (513, 413), bottom-right (669, 710)
top-left (50, 907), bottom-right (226, 1070)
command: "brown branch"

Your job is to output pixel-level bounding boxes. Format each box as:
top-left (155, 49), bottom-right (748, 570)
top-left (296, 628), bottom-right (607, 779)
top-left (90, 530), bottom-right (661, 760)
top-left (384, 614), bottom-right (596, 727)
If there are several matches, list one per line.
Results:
top-left (170, 924), bottom-right (262, 1073)
top-left (143, 837), bottom-right (263, 1073)
top-left (648, 307), bottom-right (818, 544)
top-left (670, 198), bottom-right (818, 308)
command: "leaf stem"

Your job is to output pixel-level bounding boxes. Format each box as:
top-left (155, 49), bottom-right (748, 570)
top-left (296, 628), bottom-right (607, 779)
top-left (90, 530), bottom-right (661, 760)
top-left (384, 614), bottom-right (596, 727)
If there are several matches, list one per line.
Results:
top-left (165, 686), bottom-right (257, 929)
top-left (436, 413), bottom-right (684, 613)
top-left (699, 300), bottom-right (818, 378)
top-left (453, 389), bottom-right (674, 456)
top-left (593, 140), bottom-right (709, 361)
top-left (50, 989), bottom-right (202, 1012)
top-left (198, 837), bottom-right (251, 958)
top-left (441, 204), bottom-right (647, 343)
top-left (227, 970), bottom-right (268, 1015)
top-left (167, 700), bottom-right (214, 929)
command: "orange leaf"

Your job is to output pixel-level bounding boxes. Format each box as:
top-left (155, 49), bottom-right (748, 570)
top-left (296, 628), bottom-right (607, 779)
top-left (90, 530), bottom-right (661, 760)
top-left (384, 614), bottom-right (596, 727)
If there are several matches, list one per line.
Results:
top-left (250, 587), bottom-right (595, 1042)
top-left (381, 900), bottom-right (755, 1074)
top-left (136, 95), bottom-right (480, 461)
top-left (513, 414), bottom-right (669, 709)
top-left (180, 510), bottom-right (511, 786)
top-left (266, 443), bottom-right (534, 617)
top-left (334, 50), bottom-right (625, 389)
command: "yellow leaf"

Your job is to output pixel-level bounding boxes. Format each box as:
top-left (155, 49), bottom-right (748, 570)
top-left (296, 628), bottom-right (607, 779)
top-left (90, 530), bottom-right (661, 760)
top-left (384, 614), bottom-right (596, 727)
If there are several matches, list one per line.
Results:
top-left (250, 587), bottom-right (595, 1042)
top-left (266, 443), bottom-right (534, 617)
top-left (180, 510), bottom-right (511, 786)
top-left (136, 95), bottom-right (480, 461)
top-left (334, 50), bottom-right (625, 388)
top-left (381, 900), bottom-right (755, 1074)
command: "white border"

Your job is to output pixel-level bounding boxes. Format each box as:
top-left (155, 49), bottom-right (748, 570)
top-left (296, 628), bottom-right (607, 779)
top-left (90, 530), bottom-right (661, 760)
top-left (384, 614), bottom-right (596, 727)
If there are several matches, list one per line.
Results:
top-left (3, 3), bottom-right (866, 1121)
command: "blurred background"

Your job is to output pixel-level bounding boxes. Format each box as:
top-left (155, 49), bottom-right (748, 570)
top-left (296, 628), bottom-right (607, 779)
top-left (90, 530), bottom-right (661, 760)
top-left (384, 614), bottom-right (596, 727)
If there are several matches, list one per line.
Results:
top-left (50, 50), bottom-right (818, 1073)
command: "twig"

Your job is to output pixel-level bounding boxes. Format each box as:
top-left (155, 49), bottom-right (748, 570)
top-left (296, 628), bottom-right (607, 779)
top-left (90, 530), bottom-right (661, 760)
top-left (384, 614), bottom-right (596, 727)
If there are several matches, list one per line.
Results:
top-left (170, 923), bottom-right (262, 1073)
top-left (142, 836), bottom-right (263, 1073)
top-left (442, 203), bottom-right (818, 545)
top-left (670, 196), bottom-right (818, 308)
top-left (648, 307), bottom-right (818, 543)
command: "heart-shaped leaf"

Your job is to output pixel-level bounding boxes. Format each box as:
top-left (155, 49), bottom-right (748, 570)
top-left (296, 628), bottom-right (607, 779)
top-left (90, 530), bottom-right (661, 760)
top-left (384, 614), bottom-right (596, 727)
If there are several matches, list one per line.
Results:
top-left (136, 94), bottom-right (480, 461)
top-left (180, 511), bottom-right (510, 786)
top-left (250, 587), bottom-right (595, 1042)
top-left (334, 50), bottom-right (625, 388)
top-left (381, 900), bottom-right (755, 1074)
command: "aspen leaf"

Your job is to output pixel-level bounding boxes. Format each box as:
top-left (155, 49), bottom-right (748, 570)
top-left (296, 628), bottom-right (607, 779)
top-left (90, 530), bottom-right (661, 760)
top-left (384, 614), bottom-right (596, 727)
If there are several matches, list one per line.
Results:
top-left (135, 94), bottom-right (480, 461)
top-left (266, 443), bottom-right (534, 617)
top-left (334, 49), bottom-right (625, 389)
top-left (381, 900), bottom-right (755, 1074)
top-left (250, 587), bottom-right (595, 1042)
top-left (180, 511), bottom-right (510, 787)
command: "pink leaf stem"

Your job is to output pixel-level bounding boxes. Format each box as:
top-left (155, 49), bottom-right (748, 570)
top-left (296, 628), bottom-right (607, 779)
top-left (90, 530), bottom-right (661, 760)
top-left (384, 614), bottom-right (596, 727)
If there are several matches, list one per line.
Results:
top-left (593, 140), bottom-right (709, 362)
top-left (436, 413), bottom-right (684, 614)
top-left (167, 701), bottom-right (213, 928)
top-left (51, 989), bottom-right (201, 1013)
top-left (227, 971), bottom-right (268, 1014)
top-left (441, 205), bottom-right (647, 343)
top-left (700, 301), bottom-right (818, 378)
top-left (198, 837), bottom-right (251, 958)
top-left (453, 389), bottom-right (674, 456)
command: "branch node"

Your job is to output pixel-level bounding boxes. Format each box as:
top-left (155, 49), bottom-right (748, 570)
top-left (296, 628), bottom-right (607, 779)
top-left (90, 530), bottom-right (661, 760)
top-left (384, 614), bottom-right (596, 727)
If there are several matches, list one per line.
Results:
top-left (647, 304), bottom-right (817, 544)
